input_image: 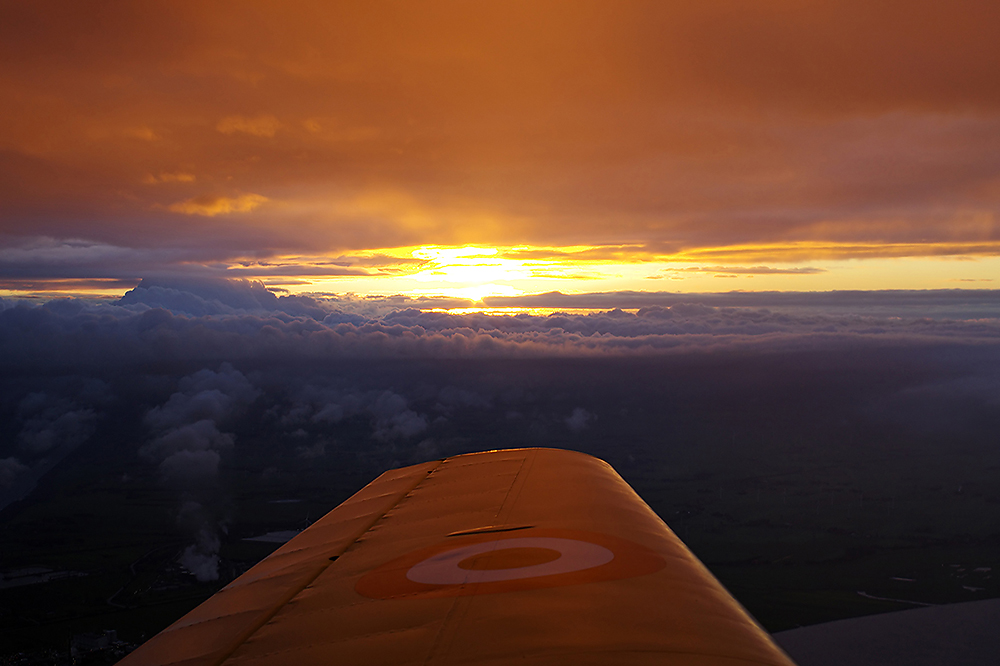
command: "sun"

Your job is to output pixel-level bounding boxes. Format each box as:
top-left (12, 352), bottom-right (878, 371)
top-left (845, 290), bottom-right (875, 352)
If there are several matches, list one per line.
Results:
top-left (408, 246), bottom-right (532, 298)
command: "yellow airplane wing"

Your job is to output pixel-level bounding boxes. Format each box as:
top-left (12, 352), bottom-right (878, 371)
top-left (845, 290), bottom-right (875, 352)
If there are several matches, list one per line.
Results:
top-left (118, 448), bottom-right (797, 665)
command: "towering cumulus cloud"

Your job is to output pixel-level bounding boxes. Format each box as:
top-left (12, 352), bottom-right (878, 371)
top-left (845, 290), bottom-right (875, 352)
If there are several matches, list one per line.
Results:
top-left (139, 364), bottom-right (258, 582)
top-left (0, 379), bottom-right (109, 511)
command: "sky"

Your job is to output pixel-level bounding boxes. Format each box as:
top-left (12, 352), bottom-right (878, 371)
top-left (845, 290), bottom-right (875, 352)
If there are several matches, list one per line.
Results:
top-left (2, 0), bottom-right (1000, 301)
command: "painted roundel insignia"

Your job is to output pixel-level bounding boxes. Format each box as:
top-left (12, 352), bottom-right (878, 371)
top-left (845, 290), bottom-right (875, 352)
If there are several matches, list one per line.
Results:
top-left (355, 528), bottom-right (666, 599)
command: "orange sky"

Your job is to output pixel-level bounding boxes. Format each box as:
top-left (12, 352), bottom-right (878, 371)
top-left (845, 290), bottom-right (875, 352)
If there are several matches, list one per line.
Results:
top-left (1, 1), bottom-right (999, 298)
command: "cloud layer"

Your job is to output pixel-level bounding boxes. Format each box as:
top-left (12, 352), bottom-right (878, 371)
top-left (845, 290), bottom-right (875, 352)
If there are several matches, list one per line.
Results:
top-left (1, 280), bottom-right (998, 586)
top-left (1, 1), bottom-right (998, 280)
top-left (1, 281), bottom-right (999, 372)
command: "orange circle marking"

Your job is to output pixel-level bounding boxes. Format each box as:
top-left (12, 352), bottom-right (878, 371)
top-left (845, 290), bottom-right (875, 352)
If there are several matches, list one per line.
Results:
top-left (355, 528), bottom-right (666, 599)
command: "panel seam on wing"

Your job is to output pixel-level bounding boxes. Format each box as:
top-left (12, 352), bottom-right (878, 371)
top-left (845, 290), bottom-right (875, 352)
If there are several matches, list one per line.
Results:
top-left (420, 450), bottom-right (534, 665)
top-left (219, 626), bottom-right (443, 661)
top-left (214, 460), bottom-right (444, 666)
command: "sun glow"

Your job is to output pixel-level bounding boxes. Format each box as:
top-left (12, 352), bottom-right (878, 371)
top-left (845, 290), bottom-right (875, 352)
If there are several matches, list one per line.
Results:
top-left (7, 242), bottom-right (998, 306)
top-left (402, 245), bottom-right (596, 300)
top-left (222, 242), bottom-right (1000, 308)
top-left (410, 284), bottom-right (522, 301)
top-left (410, 246), bottom-right (533, 285)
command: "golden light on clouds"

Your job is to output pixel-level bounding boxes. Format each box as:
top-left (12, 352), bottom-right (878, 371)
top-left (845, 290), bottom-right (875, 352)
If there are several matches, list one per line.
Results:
top-left (167, 194), bottom-right (269, 217)
top-left (2, 237), bottom-right (998, 302)
top-left (235, 243), bottom-right (994, 307)
top-left (216, 115), bottom-right (283, 138)
top-left (1, 1), bottom-right (998, 300)
top-left (143, 172), bottom-right (196, 185)
top-left (412, 246), bottom-right (529, 283)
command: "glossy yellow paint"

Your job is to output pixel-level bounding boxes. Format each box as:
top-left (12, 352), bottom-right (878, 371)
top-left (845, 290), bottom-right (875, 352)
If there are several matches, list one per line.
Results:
top-left (118, 449), bottom-right (797, 665)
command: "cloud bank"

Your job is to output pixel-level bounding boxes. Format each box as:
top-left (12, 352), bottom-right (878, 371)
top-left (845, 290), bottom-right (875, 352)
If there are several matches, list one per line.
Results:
top-left (1, 281), bottom-right (998, 372)
top-left (1, 280), bottom-right (998, 583)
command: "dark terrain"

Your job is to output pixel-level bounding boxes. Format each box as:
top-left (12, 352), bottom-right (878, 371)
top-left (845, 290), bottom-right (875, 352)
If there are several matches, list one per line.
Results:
top-left (2, 353), bottom-right (999, 662)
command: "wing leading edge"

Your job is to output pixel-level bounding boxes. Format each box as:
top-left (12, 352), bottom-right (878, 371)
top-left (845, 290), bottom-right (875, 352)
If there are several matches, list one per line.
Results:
top-left (118, 448), bottom-right (797, 665)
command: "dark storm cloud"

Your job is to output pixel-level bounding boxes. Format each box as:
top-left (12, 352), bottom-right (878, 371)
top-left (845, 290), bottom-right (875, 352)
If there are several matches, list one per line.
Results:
top-left (17, 400), bottom-right (95, 456)
top-left (140, 421), bottom-right (234, 476)
top-left (0, 457), bottom-right (28, 489)
top-left (369, 393), bottom-right (428, 442)
top-left (0, 378), bottom-right (112, 510)
top-left (276, 385), bottom-right (428, 442)
top-left (565, 408), bottom-right (593, 434)
top-left (136, 364), bottom-right (259, 581)
top-left (145, 365), bottom-right (258, 431)
top-left (141, 364), bottom-right (257, 483)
